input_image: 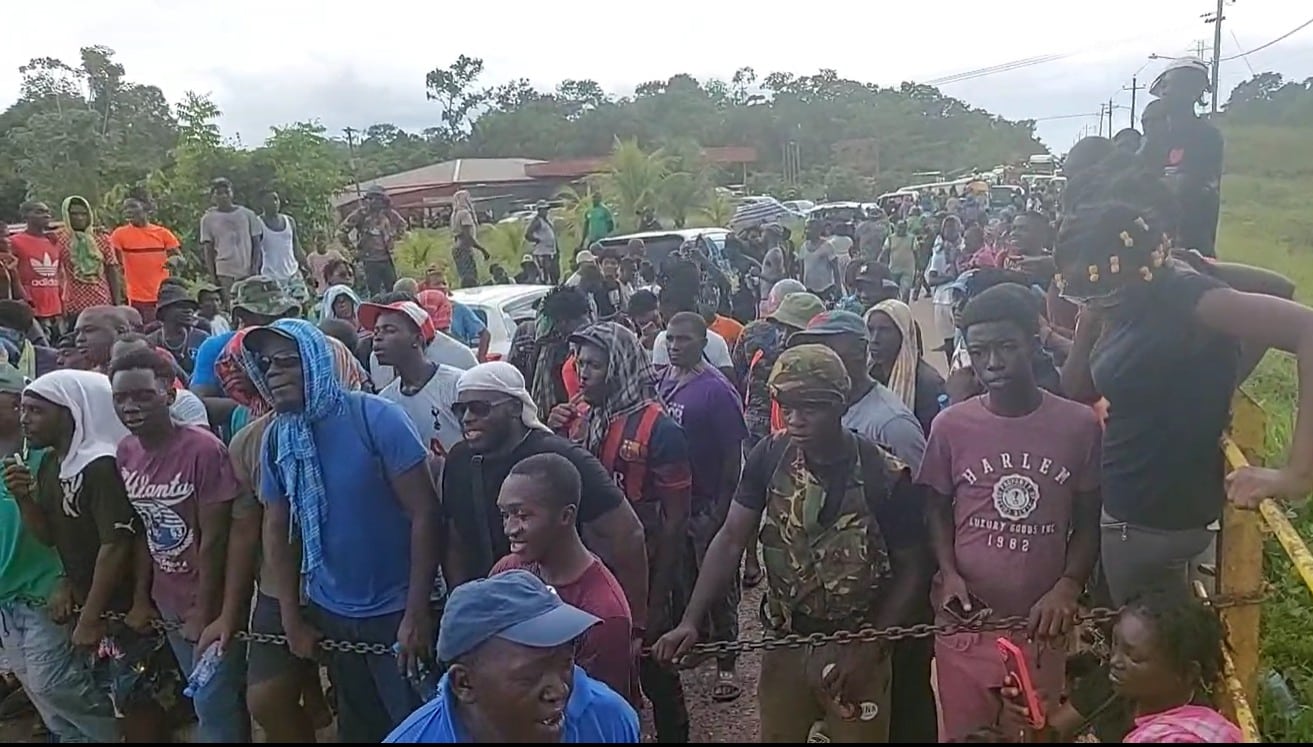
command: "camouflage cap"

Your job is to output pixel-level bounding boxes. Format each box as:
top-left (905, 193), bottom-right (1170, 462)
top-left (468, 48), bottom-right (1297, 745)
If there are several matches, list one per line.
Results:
top-left (231, 275), bottom-right (299, 317)
top-left (769, 344), bottom-right (850, 404)
top-left (767, 292), bottom-right (826, 331)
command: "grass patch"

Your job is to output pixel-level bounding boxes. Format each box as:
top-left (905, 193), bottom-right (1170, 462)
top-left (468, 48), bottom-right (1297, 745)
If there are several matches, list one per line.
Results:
top-left (1218, 124), bottom-right (1313, 739)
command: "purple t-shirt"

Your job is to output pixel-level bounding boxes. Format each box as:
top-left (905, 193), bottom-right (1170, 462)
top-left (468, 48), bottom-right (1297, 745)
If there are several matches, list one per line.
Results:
top-left (915, 392), bottom-right (1101, 618)
top-left (657, 366), bottom-right (747, 512)
top-left (118, 425), bottom-right (241, 619)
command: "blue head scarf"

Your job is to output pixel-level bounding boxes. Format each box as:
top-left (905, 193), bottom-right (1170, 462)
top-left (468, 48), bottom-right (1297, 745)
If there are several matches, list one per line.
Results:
top-left (247, 318), bottom-right (345, 577)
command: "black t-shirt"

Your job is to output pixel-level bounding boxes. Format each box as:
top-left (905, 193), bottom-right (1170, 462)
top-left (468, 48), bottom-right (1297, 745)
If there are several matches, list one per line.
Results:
top-left (912, 360), bottom-right (948, 436)
top-left (442, 429), bottom-right (626, 577)
top-left (1091, 268), bottom-right (1238, 529)
top-left (35, 454), bottom-right (139, 612)
top-left (734, 432), bottom-right (926, 551)
top-left (1150, 117), bottom-right (1223, 257)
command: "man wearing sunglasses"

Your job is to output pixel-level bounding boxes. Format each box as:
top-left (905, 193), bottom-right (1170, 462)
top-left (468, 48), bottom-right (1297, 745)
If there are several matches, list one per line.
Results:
top-left (439, 362), bottom-right (649, 648)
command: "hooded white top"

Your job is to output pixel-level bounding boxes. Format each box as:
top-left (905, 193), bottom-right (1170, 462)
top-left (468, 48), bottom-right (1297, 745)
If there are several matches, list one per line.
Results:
top-left (25, 370), bottom-right (129, 480)
top-left (455, 362), bottom-right (550, 432)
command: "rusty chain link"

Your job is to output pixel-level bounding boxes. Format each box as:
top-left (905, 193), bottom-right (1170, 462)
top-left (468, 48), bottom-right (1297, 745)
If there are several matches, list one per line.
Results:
top-left (35, 586), bottom-right (1265, 661)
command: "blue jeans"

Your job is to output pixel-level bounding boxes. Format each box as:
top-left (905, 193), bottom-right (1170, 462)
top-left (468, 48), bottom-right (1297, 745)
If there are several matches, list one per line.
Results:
top-left (164, 613), bottom-right (250, 743)
top-left (307, 604), bottom-right (421, 743)
top-left (0, 599), bottom-right (118, 743)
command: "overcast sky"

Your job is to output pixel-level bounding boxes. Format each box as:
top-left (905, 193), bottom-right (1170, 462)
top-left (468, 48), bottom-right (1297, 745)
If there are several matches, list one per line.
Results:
top-left (2, 0), bottom-right (1310, 155)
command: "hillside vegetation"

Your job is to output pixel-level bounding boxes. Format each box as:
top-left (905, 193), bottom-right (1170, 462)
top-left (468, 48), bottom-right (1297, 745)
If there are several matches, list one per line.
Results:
top-left (1219, 123), bottom-right (1313, 740)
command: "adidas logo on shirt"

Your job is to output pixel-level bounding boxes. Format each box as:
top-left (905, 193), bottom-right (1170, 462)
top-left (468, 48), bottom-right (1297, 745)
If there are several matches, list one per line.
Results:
top-left (30, 253), bottom-right (59, 287)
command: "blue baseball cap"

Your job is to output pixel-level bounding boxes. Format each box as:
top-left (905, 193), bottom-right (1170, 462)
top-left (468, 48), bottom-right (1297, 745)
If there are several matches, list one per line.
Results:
top-left (437, 570), bottom-right (601, 663)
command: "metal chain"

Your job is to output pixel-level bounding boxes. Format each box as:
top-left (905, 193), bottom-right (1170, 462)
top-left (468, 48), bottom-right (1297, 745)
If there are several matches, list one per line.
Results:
top-left (36, 585), bottom-right (1266, 661)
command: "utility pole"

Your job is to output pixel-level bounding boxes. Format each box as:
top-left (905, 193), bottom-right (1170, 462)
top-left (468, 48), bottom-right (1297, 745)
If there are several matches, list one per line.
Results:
top-left (1123, 76), bottom-right (1145, 128)
top-left (343, 126), bottom-right (363, 198)
top-left (1097, 104), bottom-right (1106, 136)
top-left (1204, 0), bottom-right (1228, 114)
top-left (1108, 99), bottom-right (1115, 135)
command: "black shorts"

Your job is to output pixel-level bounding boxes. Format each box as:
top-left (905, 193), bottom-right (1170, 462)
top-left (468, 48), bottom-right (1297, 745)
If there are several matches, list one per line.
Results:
top-left (247, 593), bottom-right (315, 685)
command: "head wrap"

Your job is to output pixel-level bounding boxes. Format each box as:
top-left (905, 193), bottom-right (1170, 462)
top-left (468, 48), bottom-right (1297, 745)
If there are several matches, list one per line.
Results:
top-left (456, 362), bottom-right (549, 433)
top-left (568, 322), bottom-right (661, 453)
top-left (417, 289), bottom-right (454, 331)
top-left (866, 300), bottom-right (919, 411)
top-left (244, 319), bottom-right (346, 577)
top-left (25, 370), bottom-right (129, 479)
top-left (59, 196), bottom-right (104, 282)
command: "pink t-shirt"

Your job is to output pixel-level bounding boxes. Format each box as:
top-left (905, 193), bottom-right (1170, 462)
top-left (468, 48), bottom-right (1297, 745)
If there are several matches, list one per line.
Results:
top-left (916, 392), bottom-right (1101, 618)
top-left (1125, 704), bottom-right (1243, 743)
top-left (490, 553), bottom-right (638, 705)
top-left (117, 425), bottom-right (241, 619)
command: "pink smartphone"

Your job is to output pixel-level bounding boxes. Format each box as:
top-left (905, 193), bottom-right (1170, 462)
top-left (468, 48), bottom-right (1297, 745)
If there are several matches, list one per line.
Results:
top-left (996, 637), bottom-right (1045, 730)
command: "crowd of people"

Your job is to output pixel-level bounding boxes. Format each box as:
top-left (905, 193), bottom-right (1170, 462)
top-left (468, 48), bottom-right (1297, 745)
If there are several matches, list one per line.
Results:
top-left (0, 58), bottom-right (1302, 745)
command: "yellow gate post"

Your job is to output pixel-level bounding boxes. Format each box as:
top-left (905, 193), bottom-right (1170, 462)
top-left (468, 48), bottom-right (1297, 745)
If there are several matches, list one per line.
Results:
top-left (1220, 392), bottom-right (1266, 723)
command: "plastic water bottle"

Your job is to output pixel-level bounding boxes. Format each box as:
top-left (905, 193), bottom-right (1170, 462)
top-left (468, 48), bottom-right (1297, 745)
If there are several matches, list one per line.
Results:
top-left (183, 642), bottom-right (223, 699)
top-left (393, 642), bottom-right (441, 702)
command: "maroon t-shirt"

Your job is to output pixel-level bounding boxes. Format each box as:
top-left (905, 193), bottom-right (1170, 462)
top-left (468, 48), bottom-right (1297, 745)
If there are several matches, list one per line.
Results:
top-left (915, 392), bottom-right (1101, 618)
top-left (491, 553), bottom-right (638, 705)
top-left (117, 425), bottom-right (241, 619)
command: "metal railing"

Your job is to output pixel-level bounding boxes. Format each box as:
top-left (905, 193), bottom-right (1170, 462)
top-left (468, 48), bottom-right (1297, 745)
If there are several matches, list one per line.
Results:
top-left (1218, 391), bottom-right (1313, 743)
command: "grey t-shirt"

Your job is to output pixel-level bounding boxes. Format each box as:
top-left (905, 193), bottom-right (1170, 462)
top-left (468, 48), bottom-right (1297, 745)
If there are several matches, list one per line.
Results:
top-left (801, 238), bottom-right (838, 294)
top-left (200, 206), bottom-right (263, 279)
top-left (842, 382), bottom-right (926, 471)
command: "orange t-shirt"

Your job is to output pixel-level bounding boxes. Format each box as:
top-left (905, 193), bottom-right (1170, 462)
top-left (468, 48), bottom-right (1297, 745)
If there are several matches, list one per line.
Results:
top-left (109, 223), bottom-right (180, 303)
top-left (709, 315), bottom-right (745, 347)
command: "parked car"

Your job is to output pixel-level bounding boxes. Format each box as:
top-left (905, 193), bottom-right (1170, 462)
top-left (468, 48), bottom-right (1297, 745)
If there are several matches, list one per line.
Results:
top-left (593, 227), bottom-right (731, 269)
top-left (450, 284), bottom-right (552, 360)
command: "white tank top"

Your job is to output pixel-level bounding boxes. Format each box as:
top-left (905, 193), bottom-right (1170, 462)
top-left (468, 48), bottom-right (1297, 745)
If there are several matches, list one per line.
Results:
top-left (261, 214), bottom-right (299, 281)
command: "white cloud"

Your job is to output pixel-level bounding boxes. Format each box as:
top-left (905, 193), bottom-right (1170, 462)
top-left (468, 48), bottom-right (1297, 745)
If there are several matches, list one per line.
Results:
top-left (0, 0), bottom-right (1310, 151)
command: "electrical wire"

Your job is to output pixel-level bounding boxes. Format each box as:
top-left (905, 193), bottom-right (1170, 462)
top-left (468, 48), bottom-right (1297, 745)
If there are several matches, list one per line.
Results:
top-left (1230, 30), bottom-right (1258, 76)
top-left (1222, 15), bottom-right (1313, 61)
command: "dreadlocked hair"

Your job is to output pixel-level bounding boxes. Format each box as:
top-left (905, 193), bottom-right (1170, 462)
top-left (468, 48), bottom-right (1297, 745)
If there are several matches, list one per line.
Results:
top-left (1122, 589), bottom-right (1225, 691)
top-left (1054, 154), bottom-right (1175, 296)
top-left (539, 285), bottom-right (590, 323)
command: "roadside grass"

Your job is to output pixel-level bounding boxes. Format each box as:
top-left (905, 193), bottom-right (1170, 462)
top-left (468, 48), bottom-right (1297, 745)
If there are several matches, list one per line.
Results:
top-left (1219, 125), bottom-right (1313, 740)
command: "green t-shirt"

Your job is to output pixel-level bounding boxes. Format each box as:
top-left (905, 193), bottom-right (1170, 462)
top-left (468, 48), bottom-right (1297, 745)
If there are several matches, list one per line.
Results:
top-left (0, 449), bottom-right (62, 603)
top-left (584, 205), bottom-right (615, 242)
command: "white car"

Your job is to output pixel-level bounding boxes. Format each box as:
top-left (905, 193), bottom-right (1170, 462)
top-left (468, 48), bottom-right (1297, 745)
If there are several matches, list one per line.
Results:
top-left (450, 284), bottom-right (552, 361)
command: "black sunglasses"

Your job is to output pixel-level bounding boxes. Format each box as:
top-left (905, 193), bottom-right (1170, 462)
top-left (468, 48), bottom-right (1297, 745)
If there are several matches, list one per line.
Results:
top-left (452, 397), bottom-right (514, 419)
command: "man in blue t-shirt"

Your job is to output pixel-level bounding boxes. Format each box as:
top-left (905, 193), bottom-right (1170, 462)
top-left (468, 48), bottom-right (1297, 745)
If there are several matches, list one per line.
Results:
top-left (246, 318), bottom-right (441, 743)
top-left (385, 570), bottom-right (639, 743)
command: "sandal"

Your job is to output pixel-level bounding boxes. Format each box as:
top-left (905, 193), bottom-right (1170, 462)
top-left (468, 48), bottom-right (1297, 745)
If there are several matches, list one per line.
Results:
top-left (711, 670), bottom-right (742, 703)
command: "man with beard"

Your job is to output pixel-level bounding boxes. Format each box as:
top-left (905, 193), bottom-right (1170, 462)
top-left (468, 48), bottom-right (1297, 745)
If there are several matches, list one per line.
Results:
top-left (440, 362), bottom-right (648, 640)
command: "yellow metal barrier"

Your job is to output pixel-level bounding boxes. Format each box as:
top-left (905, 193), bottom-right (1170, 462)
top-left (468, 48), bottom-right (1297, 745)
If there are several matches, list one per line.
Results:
top-left (1219, 391), bottom-right (1313, 743)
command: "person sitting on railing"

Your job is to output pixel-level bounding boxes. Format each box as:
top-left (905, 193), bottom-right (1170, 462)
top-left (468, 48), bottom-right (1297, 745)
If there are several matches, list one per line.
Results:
top-left (997, 590), bottom-right (1242, 743)
top-left (1057, 157), bottom-right (1313, 607)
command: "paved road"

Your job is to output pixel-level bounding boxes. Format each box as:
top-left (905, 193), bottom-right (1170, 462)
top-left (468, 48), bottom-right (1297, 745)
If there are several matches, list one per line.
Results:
top-left (910, 297), bottom-right (949, 376)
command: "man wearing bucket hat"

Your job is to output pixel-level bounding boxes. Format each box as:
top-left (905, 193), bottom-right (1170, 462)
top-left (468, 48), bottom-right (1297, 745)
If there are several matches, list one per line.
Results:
top-left (383, 569), bottom-right (639, 743)
top-left (788, 310), bottom-right (925, 471)
top-left (146, 281), bottom-right (209, 375)
top-left (788, 310), bottom-right (936, 742)
top-left (732, 290), bottom-right (825, 587)
top-left (654, 344), bottom-right (928, 742)
top-left (189, 275), bottom-right (302, 397)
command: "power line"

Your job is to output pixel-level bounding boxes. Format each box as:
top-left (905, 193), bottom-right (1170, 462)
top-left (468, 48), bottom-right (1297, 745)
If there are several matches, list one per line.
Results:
top-left (1230, 29), bottom-right (1258, 76)
top-left (1222, 15), bottom-right (1313, 61)
top-left (925, 55), bottom-right (1067, 86)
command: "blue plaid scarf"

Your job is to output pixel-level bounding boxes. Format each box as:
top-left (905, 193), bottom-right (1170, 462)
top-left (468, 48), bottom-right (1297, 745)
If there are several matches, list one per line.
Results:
top-left (250, 319), bottom-right (346, 578)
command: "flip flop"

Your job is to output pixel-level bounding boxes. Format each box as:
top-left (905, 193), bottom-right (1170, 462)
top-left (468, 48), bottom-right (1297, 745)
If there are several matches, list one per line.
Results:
top-left (711, 670), bottom-right (742, 703)
top-left (742, 566), bottom-right (764, 589)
